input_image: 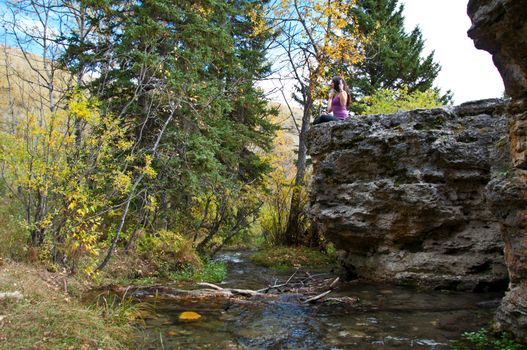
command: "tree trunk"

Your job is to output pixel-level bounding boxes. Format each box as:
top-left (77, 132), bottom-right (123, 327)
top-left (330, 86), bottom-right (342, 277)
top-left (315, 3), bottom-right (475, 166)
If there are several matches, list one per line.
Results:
top-left (284, 94), bottom-right (312, 245)
top-left (96, 111), bottom-right (174, 272)
top-left (30, 190), bottom-right (47, 245)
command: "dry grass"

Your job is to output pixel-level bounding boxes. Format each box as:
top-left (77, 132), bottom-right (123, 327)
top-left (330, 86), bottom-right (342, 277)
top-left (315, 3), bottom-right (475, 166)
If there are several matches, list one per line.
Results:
top-left (91, 251), bottom-right (160, 286)
top-left (0, 260), bottom-right (133, 350)
top-left (0, 44), bottom-right (71, 131)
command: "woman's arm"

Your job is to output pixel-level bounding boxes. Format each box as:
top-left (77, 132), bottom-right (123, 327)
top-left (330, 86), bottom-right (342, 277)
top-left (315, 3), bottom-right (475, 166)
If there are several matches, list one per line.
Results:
top-left (339, 91), bottom-right (348, 108)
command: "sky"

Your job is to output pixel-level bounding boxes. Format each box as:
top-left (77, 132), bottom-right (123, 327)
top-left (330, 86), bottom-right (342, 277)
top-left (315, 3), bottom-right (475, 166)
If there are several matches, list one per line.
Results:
top-left (261, 0), bottom-right (505, 106)
top-left (0, 0), bottom-right (505, 105)
top-left (398, 0), bottom-right (504, 104)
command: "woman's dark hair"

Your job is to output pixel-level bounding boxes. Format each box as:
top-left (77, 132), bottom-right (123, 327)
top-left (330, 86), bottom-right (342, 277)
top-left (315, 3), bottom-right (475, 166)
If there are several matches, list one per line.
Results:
top-left (331, 76), bottom-right (351, 108)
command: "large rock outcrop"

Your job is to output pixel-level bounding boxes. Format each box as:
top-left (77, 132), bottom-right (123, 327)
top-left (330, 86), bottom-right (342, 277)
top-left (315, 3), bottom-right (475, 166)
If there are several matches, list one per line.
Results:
top-left (468, 0), bottom-right (527, 341)
top-left (467, 0), bottom-right (527, 101)
top-left (307, 100), bottom-right (509, 291)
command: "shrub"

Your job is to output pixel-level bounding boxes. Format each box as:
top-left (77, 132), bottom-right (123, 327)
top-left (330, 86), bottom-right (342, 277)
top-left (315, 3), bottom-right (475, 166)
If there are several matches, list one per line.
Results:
top-left (136, 230), bottom-right (203, 273)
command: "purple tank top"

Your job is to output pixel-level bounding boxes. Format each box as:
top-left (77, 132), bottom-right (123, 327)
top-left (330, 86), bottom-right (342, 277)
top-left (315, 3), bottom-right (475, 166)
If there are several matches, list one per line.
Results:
top-left (332, 94), bottom-right (348, 120)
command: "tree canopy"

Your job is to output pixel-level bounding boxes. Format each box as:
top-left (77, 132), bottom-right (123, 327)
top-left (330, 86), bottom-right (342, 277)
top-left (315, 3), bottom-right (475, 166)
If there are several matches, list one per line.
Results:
top-left (0, 0), bottom-right (278, 271)
top-left (344, 0), bottom-right (451, 112)
top-left (0, 0), bottom-right (456, 273)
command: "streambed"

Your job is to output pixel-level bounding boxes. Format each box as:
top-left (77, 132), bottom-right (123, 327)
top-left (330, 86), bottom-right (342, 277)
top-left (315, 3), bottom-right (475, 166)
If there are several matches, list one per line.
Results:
top-left (134, 251), bottom-right (503, 349)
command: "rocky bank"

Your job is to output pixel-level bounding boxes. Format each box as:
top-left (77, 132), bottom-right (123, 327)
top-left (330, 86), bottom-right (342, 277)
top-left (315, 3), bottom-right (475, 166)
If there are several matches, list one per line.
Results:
top-left (307, 99), bottom-right (510, 291)
top-left (468, 0), bottom-right (527, 341)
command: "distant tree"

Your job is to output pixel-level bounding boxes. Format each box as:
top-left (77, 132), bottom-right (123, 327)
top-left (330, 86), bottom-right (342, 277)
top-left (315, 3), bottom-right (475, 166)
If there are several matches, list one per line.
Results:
top-left (356, 85), bottom-right (444, 115)
top-left (343, 0), bottom-right (451, 112)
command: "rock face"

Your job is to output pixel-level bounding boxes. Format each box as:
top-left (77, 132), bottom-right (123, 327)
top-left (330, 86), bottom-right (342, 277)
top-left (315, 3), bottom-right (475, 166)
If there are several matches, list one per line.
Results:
top-left (468, 0), bottom-right (527, 341)
top-left (467, 0), bottom-right (527, 101)
top-left (307, 99), bottom-right (509, 291)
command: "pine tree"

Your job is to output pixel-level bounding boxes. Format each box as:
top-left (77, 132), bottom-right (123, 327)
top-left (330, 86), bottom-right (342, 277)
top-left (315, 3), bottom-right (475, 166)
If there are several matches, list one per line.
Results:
top-left (61, 0), bottom-right (277, 266)
top-left (345, 0), bottom-right (451, 108)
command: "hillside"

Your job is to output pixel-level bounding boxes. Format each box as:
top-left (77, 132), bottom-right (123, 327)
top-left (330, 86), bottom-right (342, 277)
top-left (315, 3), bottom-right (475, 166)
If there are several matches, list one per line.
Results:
top-left (0, 45), bottom-right (69, 130)
top-left (269, 101), bottom-right (303, 148)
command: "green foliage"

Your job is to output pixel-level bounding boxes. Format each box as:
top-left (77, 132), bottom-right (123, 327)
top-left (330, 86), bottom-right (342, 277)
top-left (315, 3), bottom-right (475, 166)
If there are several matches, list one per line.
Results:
top-left (450, 328), bottom-right (527, 350)
top-left (344, 0), bottom-right (452, 111)
top-left (222, 223), bottom-right (265, 250)
top-left (250, 246), bottom-right (336, 270)
top-left (258, 180), bottom-right (311, 246)
top-left (0, 0), bottom-right (278, 270)
top-left (92, 294), bottom-right (147, 328)
top-left (0, 92), bottom-right (131, 272)
top-left (169, 260), bottom-right (227, 283)
top-left (91, 230), bottom-right (226, 285)
top-left (136, 230), bottom-right (203, 272)
top-left (356, 85), bottom-right (444, 115)
top-left (265, 0), bottom-right (365, 246)
top-left (0, 190), bottom-right (26, 259)
top-left (255, 122), bottom-right (314, 247)
top-left (61, 0), bottom-right (278, 261)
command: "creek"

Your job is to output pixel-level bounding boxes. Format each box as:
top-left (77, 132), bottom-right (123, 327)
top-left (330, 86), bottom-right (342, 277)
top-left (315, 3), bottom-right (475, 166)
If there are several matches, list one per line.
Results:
top-left (133, 251), bottom-right (503, 349)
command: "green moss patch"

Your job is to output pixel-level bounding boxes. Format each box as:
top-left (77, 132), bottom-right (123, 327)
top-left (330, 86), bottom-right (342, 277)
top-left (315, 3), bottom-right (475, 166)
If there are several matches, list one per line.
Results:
top-left (250, 246), bottom-right (336, 270)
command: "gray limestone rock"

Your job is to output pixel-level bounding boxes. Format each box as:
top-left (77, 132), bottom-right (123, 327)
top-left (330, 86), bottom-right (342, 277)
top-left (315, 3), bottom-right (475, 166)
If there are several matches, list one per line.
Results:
top-left (467, 0), bottom-right (527, 100)
top-left (468, 0), bottom-right (527, 341)
top-left (307, 99), bottom-right (509, 291)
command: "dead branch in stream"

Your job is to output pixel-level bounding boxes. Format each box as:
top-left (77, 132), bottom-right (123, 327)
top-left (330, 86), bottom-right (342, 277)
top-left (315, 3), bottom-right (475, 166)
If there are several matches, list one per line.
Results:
top-left (104, 271), bottom-right (349, 306)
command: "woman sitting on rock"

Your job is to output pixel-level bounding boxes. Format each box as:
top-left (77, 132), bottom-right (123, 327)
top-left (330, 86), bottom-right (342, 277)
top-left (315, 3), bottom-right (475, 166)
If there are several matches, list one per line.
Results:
top-left (313, 76), bottom-right (350, 124)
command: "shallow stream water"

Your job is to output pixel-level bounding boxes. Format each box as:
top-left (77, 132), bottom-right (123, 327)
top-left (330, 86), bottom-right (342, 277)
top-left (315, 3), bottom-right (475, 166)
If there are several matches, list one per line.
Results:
top-left (135, 251), bottom-right (503, 349)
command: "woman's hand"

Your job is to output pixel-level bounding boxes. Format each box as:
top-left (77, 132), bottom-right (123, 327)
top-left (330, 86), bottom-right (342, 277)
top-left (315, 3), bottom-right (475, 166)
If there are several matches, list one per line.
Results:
top-left (328, 89), bottom-right (334, 113)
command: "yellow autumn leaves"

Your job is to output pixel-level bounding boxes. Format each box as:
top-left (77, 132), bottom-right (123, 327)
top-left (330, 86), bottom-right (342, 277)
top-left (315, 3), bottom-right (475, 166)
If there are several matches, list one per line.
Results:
top-left (0, 91), bottom-right (152, 272)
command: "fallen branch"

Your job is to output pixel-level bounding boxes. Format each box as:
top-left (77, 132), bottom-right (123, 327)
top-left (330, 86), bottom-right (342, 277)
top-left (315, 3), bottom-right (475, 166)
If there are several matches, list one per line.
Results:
top-left (303, 277), bottom-right (340, 303)
top-left (104, 273), bottom-right (342, 304)
top-left (197, 282), bottom-right (260, 297)
top-left (304, 290), bottom-right (332, 303)
top-left (329, 277), bottom-right (340, 288)
top-left (323, 296), bottom-right (359, 305)
top-left (257, 269), bottom-right (299, 293)
top-left (197, 282), bottom-right (224, 291)
top-left (110, 285), bottom-right (236, 300)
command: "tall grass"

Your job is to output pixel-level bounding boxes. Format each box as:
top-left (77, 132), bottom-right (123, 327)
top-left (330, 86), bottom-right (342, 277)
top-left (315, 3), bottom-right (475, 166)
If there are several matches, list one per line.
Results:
top-left (250, 245), bottom-right (336, 270)
top-left (169, 260), bottom-right (227, 283)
